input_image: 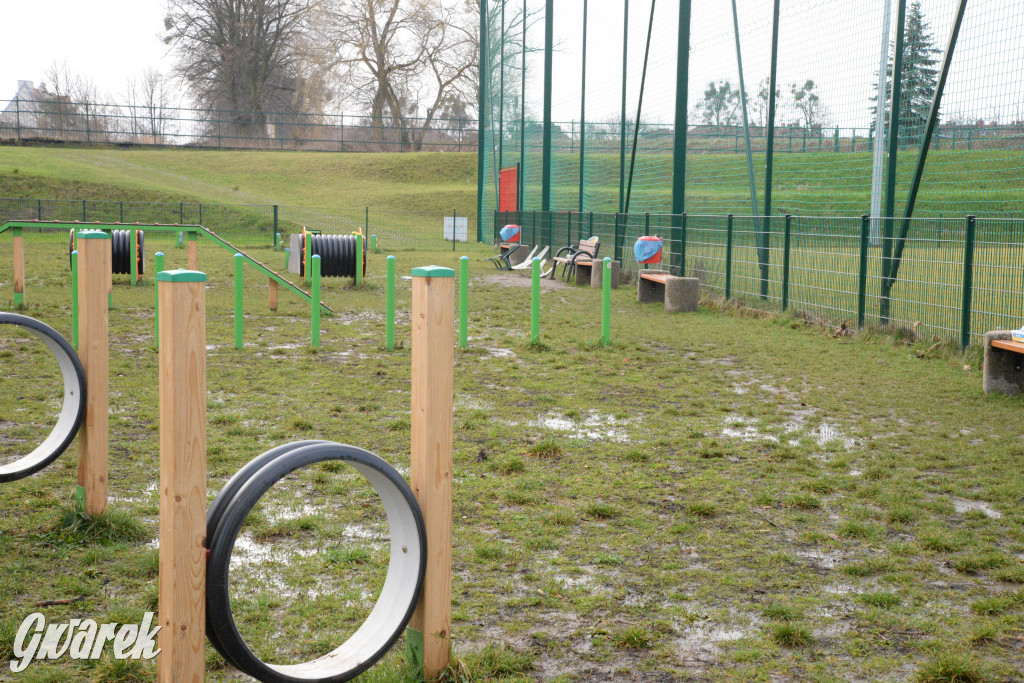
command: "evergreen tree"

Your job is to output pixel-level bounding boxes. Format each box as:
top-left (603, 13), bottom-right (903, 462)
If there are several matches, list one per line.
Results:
top-left (871, 1), bottom-right (939, 145)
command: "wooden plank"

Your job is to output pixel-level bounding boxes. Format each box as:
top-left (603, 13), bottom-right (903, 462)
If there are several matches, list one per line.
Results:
top-left (990, 339), bottom-right (1024, 354)
top-left (410, 267), bottom-right (454, 680)
top-left (157, 271), bottom-right (207, 683)
top-left (187, 235), bottom-right (197, 270)
top-left (640, 272), bottom-right (670, 284)
top-left (77, 233), bottom-right (110, 516)
top-left (268, 278), bottom-right (278, 311)
top-left (12, 230), bottom-right (24, 301)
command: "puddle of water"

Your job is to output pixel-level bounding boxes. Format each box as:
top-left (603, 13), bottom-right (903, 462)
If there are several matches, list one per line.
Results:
top-left (484, 347), bottom-right (516, 359)
top-left (795, 548), bottom-right (844, 570)
top-left (721, 415), bottom-right (777, 442)
top-left (529, 411), bottom-right (637, 442)
top-left (951, 498), bottom-right (1002, 519)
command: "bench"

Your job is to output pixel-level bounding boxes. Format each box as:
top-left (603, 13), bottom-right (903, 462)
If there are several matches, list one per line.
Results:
top-left (577, 258), bottom-right (620, 289)
top-left (551, 237), bottom-right (600, 282)
top-left (637, 270), bottom-right (699, 313)
top-left (983, 331), bottom-right (1024, 395)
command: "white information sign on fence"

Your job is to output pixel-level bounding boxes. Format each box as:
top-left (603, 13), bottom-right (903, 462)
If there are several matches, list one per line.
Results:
top-left (444, 216), bottom-right (468, 242)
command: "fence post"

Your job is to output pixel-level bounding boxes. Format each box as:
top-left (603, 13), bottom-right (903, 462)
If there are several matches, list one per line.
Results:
top-left (37, 199), bottom-right (41, 221)
top-left (356, 233), bottom-right (364, 286)
top-left (960, 215), bottom-right (976, 350)
top-left (601, 258), bottom-right (611, 345)
top-left (77, 230), bottom-right (111, 516)
top-left (386, 256), bottom-right (396, 351)
top-left (234, 253), bottom-right (244, 349)
top-left (834, 127), bottom-right (839, 153)
top-left (273, 205), bottom-right (279, 244)
top-left (644, 212), bottom-right (650, 237)
top-left (858, 215), bottom-right (869, 328)
top-left (408, 265), bottom-right (454, 681)
top-left (71, 250), bottom-right (79, 348)
top-left (82, 200), bottom-right (87, 222)
top-left (459, 256), bottom-right (469, 349)
top-left (452, 209), bottom-right (457, 252)
top-left (679, 213), bottom-right (687, 276)
top-left (119, 201), bottom-right (124, 224)
top-left (156, 268), bottom-right (207, 683)
top-left (153, 252), bottom-right (164, 347)
top-left (782, 214), bottom-right (792, 311)
top-left (179, 202), bottom-right (184, 225)
top-left (725, 214), bottom-right (734, 299)
top-left (614, 213), bottom-right (623, 263)
top-left (531, 258), bottom-right (541, 344)
top-left (12, 227), bottom-right (24, 308)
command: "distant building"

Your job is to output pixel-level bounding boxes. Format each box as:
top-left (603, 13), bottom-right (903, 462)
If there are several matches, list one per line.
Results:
top-left (1, 80), bottom-right (74, 135)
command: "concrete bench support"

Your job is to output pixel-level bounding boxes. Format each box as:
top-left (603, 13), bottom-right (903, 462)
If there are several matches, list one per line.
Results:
top-left (637, 270), bottom-right (699, 313)
top-left (983, 331), bottom-right (1024, 395)
top-left (588, 260), bottom-right (620, 289)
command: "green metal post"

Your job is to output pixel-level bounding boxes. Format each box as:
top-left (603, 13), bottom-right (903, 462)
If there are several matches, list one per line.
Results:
top-left (274, 232), bottom-right (280, 251)
top-left (119, 201), bottom-right (124, 223)
top-left (386, 255), bottom-right (395, 351)
top-left (679, 213), bottom-right (687, 275)
top-left (781, 215), bottom-right (791, 311)
top-left (857, 215), bottom-right (869, 328)
top-left (179, 202), bottom-right (184, 225)
top-left (234, 253), bottom-right (244, 349)
top-left (960, 215), bottom-right (976, 350)
top-left (763, 0), bottom-right (781, 299)
top-left (82, 200), bottom-right (87, 222)
top-left (601, 258), bottom-right (611, 346)
top-left (311, 255), bottom-right (321, 349)
top-left (273, 204), bottom-right (279, 241)
top-left (671, 0), bottom-right (692, 216)
top-left (459, 256), bottom-right (469, 349)
top-left (725, 214), bottom-right (734, 299)
top-left (578, 0), bottom-right (588, 213)
top-left (477, 0), bottom-right (487, 242)
top-left (154, 252), bottom-right (164, 348)
top-left (520, 0), bottom-right (528, 212)
top-left (284, 247), bottom-right (290, 272)
top-left (882, 0), bottom-right (909, 294)
top-left (614, 213), bottom-right (623, 263)
top-left (71, 250), bottom-right (79, 349)
top-left (531, 257), bottom-right (540, 344)
top-left (498, 0), bottom-right (505, 173)
top-left (452, 209), bottom-right (457, 252)
top-left (541, 0), bottom-right (554, 212)
top-left (618, 0), bottom-right (629, 213)
top-left (365, 206), bottom-right (369, 235)
top-left (371, 235), bottom-right (377, 253)
top-left (130, 229), bottom-right (138, 286)
top-left (644, 212), bottom-right (650, 237)
top-left (356, 233), bottom-right (363, 286)
top-left (834, 126), bottom-right (840, 153)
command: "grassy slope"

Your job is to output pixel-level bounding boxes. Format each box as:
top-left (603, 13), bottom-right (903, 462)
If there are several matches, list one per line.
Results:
top-left (0, 146), bottom-right (478, 216)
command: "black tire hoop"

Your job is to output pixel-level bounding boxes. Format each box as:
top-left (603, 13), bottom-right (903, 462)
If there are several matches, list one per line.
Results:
top-left (0, 313), bottom-right (86, 483)
top-left (206, 442), bottom-right (427, 683)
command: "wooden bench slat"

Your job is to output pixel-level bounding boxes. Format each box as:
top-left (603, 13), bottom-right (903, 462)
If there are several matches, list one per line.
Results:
top-left (990, 339), bottom-right (1024, 354)
top-left (640, 272), bottom-right (670, 285)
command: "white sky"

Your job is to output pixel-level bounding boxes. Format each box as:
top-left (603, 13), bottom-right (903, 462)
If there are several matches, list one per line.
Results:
top-left (0, 0), bottom-right (179, 104)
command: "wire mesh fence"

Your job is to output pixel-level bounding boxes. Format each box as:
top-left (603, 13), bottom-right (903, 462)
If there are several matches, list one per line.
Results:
top-left (0, 198), bottom-right (467, 252)
top-left (492, 209), bottom-right (1024, 347)
top-left (479, 0), bottom-right (1024, 239)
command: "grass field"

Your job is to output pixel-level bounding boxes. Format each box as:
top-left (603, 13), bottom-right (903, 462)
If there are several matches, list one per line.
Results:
top-left (1, 232), bottom-right (1024, 682)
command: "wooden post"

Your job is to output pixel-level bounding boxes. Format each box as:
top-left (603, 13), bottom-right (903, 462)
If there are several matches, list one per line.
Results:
top-left (268, 278), bottom-right (278, 311)
top-left (157, 269), bottom-right (207, 683)
top-left (12, 227), bottom-right (24, 307)
top-left (408, 265), bottom-right (454, 681)
top-left (76, 230), bottom-right (111, 516)
top-left (187, 232), bottom-right (198, 270)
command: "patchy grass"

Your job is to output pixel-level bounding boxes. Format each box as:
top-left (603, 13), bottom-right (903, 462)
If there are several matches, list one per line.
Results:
top-left (1, 235), bottom-right (1024, 680)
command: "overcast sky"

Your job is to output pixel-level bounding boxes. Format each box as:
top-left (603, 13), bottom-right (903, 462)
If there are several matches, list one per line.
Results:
top-left (2, 0), bottom-right (1021, 129)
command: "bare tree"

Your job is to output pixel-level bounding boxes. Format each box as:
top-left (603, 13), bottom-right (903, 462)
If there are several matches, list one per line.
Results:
top-left (320, 0), bottom-right (476, 150)
top-left (125, 69), bottom-right (175, 143)
top-left (790, 80), bottom-right (827, 129)
top-left (41, 60), bottom-right (108, 140)
top-left (163, 0), bottom-right (316, 136)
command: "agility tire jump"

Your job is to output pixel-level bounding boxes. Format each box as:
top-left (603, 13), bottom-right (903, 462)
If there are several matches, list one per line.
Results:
top-left (0, 313), bottom-right (86, 483)
top-left (206, 441), bottom-right (427, 683)
top-left (69, 229), bottom-right (144, 275)
top-left (300, 233), bottom-right (366, 279)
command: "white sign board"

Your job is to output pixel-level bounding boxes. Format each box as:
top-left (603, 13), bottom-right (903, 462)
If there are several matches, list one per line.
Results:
top-left (444, 216), bottom-right (468, 242)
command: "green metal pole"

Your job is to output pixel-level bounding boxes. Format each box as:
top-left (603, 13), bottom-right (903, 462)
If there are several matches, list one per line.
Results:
top-left (452, 209), bottom-right (457, 252)
top-left (781, 215), bottom-right (791, 311)
top-left (371, 234), bottom-right (377, 253)
top-left (311, 254), bottom-right (321, 349)
top-left (356, 233), bottom-right (363, 286)
top-left (960, 215), bottom-right (976, 350)
top-left (477, 0), bottom-right (487, 242)
top-left (857, 215), bottom-right (869, 328)
top-left (725, 214), bottom-right (734, 299)
top-left (671, 0), bottom-right (691, 216)
top-left (623, 0), bottom-right (658, 214)
top-left (459, 256), bottom-right (469, 349)
top-left (578, 0), bottom-right (588, 213)
top-left (234, 253), bottom-right (244, 349)
top-left (520, 0), bottom-right (527, 212)
top-left (273, 205), bottom-right (279, 244)
top-left (130, 229), bottom-right (138, 286)
top-left (71, 250), bottom-right (79, 350)
top-left (154, 252), bottom-right (164, 348)
top-left (386, 255), bottom-right (395, 351)
top-left (763, 0), bottom-right (781, 298)
top-left (284, 247), bottom-right (290, 272)
top-left (601, 257), bottom-right (611, 345)
top-left (541, 0), bottom-right (554, 212)
top-left (618, 0), bottom-right (629, 214)
top-left (882, 0), bottom-right (909, 299)
top-left (730, 0), bottom-right (762, 290)
top-left (614, 213), bottom-right (623, 263)
top-left (531, 257), bottom-right (540, 343)
top-left (498, 0), bottom-right (505, 173)
top-left (274, 232), bottom-right (280, 251)
top-left (679, 213), bottom-right (687, 275)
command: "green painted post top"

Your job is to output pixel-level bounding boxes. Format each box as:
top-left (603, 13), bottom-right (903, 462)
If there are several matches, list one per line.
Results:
top-left (411, 265), bottom-right (455, 278)
top-left (76, 229), bottom-right (110, 240)
top-left (157, 269), bottom-right (207, 282)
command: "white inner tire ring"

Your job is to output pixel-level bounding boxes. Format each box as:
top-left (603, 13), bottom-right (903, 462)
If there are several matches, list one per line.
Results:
top-left (0, 313), bottom-right (86, 483)
top-left (205, 441), bottom-right (427, 683)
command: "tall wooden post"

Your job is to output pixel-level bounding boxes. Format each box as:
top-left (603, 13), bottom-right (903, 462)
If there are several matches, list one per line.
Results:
top-left (76, 230), bottom-right (110, 515)
top-left (408, 265), bottom-right (454, 681)
top-left (157, 269), bottom-right (207, 683)
top-left (268, 279), bottom-right (278, 311)
top-left (12, 227), bottom-right (24, 307)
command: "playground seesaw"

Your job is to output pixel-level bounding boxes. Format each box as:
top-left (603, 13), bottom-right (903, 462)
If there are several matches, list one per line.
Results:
top-left (0, 231), bottom-right (455, 681)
